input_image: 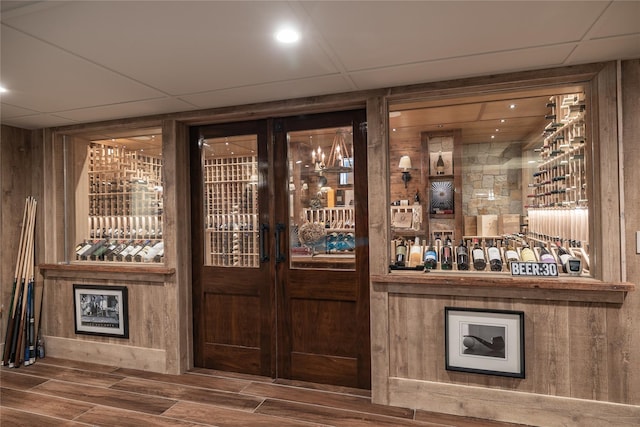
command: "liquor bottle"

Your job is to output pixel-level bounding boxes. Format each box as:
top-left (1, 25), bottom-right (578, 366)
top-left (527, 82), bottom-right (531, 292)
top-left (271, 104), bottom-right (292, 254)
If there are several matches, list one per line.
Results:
top-left (487, 241), bottom-right (503, 272)
top-left (456, 240), bottom-right (469, 270)
top-left (82, 239), bottom-right (107, 260)
top-left (472, 239), bottom-right (486, 271)
top-left (520, 243), bottom-right (537, 262)
top-left (408, 236), bottom-right (423, 267)
top-left (436, 152), bottom-right (445, 175)
top-left (108, 240), bottom-right (132, 261)
top-left (423, 242), bottom-right (438, 270)
top-left (395, 239), bottom-right (406, 267)
top-left (440, 238), bottom-right (453, 270)
top-left (127, 239), bottom-right (151, 261)
top-left (538, 243), bottom-right (555, 263)
top-left (555, 240), bottom-right (572, 273)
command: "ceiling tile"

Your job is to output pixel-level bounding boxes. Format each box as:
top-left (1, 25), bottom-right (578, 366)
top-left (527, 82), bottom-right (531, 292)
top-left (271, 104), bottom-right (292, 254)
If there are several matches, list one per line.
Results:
top-left (2, 113), bottom-right (79, 129)
top-left (586, 1), bottom-right (640, 38)
top-left (52, 97), bottom-right (198, 124)
top-left (179, 74), bottom-right (354, 109)
top-left (568, 34), bottom-right (640, 64)
top-left (350, 44), bottom-right (575, 90)
top-left (0, 26), bottom-right (167, 112)
top-left (3, 1), bottom-right (341, 95)
top-left (303, 1), bottom-right (607, 71)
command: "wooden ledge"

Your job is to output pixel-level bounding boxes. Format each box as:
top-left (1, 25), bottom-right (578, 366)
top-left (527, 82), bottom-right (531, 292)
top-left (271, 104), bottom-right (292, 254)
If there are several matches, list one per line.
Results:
top-left (371, 272), bottom-right (634, 304)
top-left (39, 263), bottom-right (175, 284)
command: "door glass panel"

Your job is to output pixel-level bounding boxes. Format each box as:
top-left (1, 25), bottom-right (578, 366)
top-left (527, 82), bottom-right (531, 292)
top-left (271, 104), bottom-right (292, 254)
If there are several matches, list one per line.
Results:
top-left (287, 126), bottom-right (356, 270)
top-left (201, 135), bottom-right (259, 267)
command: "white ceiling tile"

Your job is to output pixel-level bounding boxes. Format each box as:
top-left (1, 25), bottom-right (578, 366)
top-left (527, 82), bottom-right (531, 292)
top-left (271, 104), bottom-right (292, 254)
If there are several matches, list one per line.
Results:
top-left (586, 1), bottom-right (640, 38)
top-left (0, 26), bottom-right (167, 111)
top-left (303, 1), bottom-right (608, 71)
top-left (179, 75), bottom-right (354, 109)
top-left (350, 44), bottom-right (575, 90)
top-left (2, 113), bottom-right (79, 129)
top-left (568, 34), bottom-right (640, 64)
top-left (53, 97), bottom-right (198, 123)
top-left (1, 102), bottom-right (39, 118)
top-left (3, 1), bottom-right (341, 95)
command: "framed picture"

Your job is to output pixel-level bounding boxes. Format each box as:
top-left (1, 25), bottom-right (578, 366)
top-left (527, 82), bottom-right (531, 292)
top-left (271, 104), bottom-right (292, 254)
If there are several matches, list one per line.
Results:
top-left (429, 151), bottom-right (453, 176)
top-left (445, 307), bottom-right (524, 378)
top-left (73, 284), bottom-right (129, 338)
top-left (430, 179), bottom-right (454, 214)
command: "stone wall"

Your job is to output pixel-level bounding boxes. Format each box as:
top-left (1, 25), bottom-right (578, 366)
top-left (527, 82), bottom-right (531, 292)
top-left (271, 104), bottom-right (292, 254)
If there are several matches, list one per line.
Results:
top-left (462, 141), bottom-right (523, 216)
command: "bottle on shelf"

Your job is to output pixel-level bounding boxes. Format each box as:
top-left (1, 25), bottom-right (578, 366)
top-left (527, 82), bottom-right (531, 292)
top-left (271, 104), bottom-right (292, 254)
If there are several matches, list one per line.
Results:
top-left (456, 240), bottom-right (469, 271)
top-left (472, 239), bottom-right (486, 271)
top-left (520, 243), bottom-right (537, 262)
top-left (436, 151), bottom-right (445, 175)
top-left (423, 241), bottom-right (438, 270)
top-left (440, 237), bottom-right (453, 270)
top-left (555, 239), bottom-right (573, 273)
top-left (408, 236), bottom-right (423, 267)
top-left (487, 241), bottom-right (503, 272)
top-left (504, 240), bottom-right (520, 267)
top-left (395, 239), bottom-right (407, 267)
top-left (538, 243), bottom-right (556, 263)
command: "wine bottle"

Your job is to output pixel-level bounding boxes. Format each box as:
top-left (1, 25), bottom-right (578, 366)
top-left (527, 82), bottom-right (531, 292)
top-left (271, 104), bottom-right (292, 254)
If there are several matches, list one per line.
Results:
top-left (520, 244), bottom-right (537, 262)
top-left (436, 152), bottom-right (445, 175)
top-left (472, 239), bottom-right (486, 271)
top-left (487, 241), bottom-right (503, 272)
top-left (538, 243), bottom-right (555, 263)
top-left (440, 238), bottom-right (453, 270)
top-left (117, 240), bottom-right (139, 261)
top-left (127, 239), bottom-right (151, 261)
top-left (144, 241), bottom-right (165, 262)
top-left (91, 240), bottom-right (113, 260)
top-left (504, 241), bottom-right (520, 267)
top-left (423, 242), bottom-right (438, 270)
top-left (555, 240), bottom-right (572, 273)
top-left (456, 240), bottom-right (469, 270)
top-left (395, 239), bottom-right (406, 267)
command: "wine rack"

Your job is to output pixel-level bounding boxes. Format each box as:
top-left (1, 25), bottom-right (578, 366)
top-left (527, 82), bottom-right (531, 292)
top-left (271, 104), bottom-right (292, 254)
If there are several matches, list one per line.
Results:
top-left (525, 93), bottom-right (589, 271)
top-left (303, 207), bottom-right (355, 231)
top-left (389, 234), bottom-right (589, 275)
top-left (77, 143), bottom-right (164, 263)
top-left (204, 155), bottom-right (259, 267)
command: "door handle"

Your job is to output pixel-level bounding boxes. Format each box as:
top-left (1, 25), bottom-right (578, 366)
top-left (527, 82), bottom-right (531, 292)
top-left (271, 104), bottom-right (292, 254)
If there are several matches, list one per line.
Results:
top-left (275, 223), bottom-right (286, 263)
top-left (259, 223), bottom-right (269, 263)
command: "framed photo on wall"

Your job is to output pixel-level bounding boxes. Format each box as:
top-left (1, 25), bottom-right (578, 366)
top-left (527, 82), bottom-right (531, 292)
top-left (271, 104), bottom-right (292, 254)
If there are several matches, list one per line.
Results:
top-left (73, 284), bottom-right (129, 338)
top-left (445, 307), bottom-right (524, 378)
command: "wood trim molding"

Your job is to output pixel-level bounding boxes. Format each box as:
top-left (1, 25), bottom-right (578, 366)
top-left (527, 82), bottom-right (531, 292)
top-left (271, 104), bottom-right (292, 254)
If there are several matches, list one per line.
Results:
top-left (39, 263), bottom-right (175, 283)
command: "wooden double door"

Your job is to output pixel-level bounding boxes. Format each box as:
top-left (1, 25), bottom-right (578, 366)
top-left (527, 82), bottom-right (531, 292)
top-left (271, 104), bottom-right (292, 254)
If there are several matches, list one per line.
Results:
top-left (190, 110), bottom-right (370, 388)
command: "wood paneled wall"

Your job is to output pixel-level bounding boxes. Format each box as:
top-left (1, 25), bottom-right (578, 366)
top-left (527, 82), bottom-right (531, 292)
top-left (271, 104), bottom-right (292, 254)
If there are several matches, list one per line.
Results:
top-left (0, 125), bottom-right (34, 356)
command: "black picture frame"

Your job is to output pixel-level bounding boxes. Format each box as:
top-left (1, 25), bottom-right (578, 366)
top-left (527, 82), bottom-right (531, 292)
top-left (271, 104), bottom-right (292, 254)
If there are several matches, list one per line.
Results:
top-left (73, 284), bottom-right (129, 338)
top-left (445, 307), bottom-right (524, 378)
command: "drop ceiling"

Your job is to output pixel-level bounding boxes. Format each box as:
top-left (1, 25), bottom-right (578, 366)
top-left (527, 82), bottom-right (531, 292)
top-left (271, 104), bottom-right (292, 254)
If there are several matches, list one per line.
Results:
top-left (1, 1), bottom-right (639, 131)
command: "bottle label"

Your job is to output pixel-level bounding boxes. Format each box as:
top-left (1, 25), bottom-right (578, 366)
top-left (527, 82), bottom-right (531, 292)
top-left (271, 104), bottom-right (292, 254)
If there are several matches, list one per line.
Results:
top-left (487, 247), bottom-right (501, 261)
top-left (424, 251), bottom-right (437, 261)
top-left (473, 248), bottom-right (485, 260)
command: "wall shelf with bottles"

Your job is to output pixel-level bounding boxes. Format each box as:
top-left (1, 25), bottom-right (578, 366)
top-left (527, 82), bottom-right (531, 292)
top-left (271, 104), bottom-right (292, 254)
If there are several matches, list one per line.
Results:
top-left (75, 142), bottom-right (164, 263)
top-left (389, 233), bottom-right (589, 276)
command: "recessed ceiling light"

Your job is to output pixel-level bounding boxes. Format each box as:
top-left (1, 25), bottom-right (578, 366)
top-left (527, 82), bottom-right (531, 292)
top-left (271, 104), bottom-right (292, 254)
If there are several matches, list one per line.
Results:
top-left (500, 119), bottom-right (506, 123)
top-left (491, 135), bottom-right (495, 139)
top-left (509, 104), bottom-right (517, 109)
top-left (275, 27), bottom-right (300, 44)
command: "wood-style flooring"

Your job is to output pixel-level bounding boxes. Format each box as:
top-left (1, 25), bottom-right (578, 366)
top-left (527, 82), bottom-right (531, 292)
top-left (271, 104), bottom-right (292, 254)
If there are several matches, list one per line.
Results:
top-left (1, 357), bottom-right (530, 426)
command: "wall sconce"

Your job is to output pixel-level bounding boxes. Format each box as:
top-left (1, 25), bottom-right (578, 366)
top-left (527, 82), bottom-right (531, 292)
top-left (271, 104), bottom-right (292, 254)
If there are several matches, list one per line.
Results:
top-left (398, 155), bottom-right (412, 188)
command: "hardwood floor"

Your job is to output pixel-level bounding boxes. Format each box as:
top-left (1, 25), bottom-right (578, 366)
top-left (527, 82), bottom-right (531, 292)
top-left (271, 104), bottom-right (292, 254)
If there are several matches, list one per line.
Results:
top-left (1, 357), bottom-right (530, 426)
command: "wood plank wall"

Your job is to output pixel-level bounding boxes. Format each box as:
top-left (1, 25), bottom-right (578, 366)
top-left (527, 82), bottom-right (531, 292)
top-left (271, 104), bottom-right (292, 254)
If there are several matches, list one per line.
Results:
top-left (0, 126), bottom-right (33, 356)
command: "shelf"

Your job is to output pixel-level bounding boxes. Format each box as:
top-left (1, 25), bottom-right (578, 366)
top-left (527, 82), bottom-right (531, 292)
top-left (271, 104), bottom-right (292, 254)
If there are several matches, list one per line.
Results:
top-left (39, 263), bottom-right (175, 283)
top-left (371, 272), bottom-right (634, 304)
